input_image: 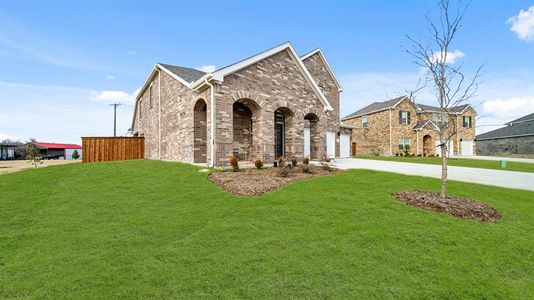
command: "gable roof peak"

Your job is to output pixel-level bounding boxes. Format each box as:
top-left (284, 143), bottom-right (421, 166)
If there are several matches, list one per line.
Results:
top-left (341, 95), bottom-right (410, 120)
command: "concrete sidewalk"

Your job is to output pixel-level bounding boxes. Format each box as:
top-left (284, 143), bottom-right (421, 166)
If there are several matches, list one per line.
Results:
top-left (333, 158), bottom-right (534, 192)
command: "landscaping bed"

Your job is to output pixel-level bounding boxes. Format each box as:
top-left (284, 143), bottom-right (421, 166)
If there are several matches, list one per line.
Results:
top-left (393, 190), bottom-right (501, 222)
top-left (209, 165), bottom-right (338, 196)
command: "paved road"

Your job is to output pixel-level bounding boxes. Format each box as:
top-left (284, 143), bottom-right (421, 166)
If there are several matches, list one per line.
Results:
top-left (333, 158), bottom-right (534, 192)
top-left (451, 155), bottom-right (534, 164)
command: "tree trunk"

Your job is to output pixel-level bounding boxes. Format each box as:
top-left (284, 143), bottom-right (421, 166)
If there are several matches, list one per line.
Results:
top-left (440, 143), bottom-right (448, 198)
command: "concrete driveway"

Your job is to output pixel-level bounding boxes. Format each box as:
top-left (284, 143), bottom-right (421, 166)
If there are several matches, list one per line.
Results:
top-left (333, 158), bottom-right (534, 192)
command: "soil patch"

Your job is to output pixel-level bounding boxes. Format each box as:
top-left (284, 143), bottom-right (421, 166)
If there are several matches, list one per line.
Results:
top-left (209, 165), bottom-right (339, 196)
top-left (393, 190), bottom-right (501, 222)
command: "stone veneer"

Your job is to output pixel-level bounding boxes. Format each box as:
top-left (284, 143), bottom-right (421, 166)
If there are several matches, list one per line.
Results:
top-left (132, 48), bottom-right (342, 166)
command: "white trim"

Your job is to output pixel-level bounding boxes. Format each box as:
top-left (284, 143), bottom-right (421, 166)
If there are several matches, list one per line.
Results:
top-left (340, 123), bottom-right (356, 129)
top-left (158, 70), bottom-right (161, 160)
top-left (414, 120), bottom-right (440, 131)
top-left (300, 49), bottom-right (343, 92)
top-left (476, 132), bottom-right (534, 141)
top-left (191, 42), bottom-right (334, 111)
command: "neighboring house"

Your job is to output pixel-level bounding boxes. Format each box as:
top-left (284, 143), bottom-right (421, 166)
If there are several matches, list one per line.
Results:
top-left (476, 112), bottom-right (534, 156)
top-left (131, 42), bottom-right (352, 167)
top-left (341, 96), bottom-right (477, 156)
top-left (15, 142), bottom-right (82, 160)
top-left (0, 142), bottom-right (17, 160)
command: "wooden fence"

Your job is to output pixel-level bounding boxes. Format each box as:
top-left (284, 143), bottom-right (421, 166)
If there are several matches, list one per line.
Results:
top-left (82, 137), bottom-right (144, 163)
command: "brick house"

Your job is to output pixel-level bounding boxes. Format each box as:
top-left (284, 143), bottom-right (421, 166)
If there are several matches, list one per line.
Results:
top-left (341, 96), bottom-right (476, 156)
top-left (130, 42), bottom-right (352, 167)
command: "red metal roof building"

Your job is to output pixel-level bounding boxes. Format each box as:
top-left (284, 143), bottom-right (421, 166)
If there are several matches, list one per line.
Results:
top-left (16, 141), bottom-right (82, 160)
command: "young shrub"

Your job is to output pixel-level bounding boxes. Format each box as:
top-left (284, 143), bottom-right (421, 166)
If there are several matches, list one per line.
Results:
top-left (395, 153), bottom-right (399, 157)
top-left (321, 164), bottom-right (332, 172)
top-left (403, 145), bottom-right (411, 157)
top-left (278, 167), bottom-right (290, 178)
top-left (26, 138), bottom-right (42, 168)
top-left (277, 156), bottom-right (286, 168)
top-left (303, 157), bottom-right (310, 165)
top-left (228, 155), bottom-right (239, 172)
top-left (291, 157), bottom-right (298, 168)
top-left (254, 158), bottom-right (263, 170)
top-left (301, 164), bottom-right (313, 174)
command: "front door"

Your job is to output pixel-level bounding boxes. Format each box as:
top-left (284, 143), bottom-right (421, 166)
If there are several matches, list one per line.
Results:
top-left (275, 123), bottom-right (284, 158)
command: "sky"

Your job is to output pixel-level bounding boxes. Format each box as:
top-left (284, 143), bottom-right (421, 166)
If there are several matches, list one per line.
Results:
top-left (0, 0), bottom-right (533, 144)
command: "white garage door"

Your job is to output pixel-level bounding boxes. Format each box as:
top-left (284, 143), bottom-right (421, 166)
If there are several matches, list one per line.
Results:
top-left (303, 127), bottom-right (311, 158)
top-left (340, 133), bottom-right (351, 158)
top-left (461, 140), bottom-right (473, 156)
top-left (436, 140), bottom-right (454, 157)
top-left (327, 131), bottom-right (336, 158)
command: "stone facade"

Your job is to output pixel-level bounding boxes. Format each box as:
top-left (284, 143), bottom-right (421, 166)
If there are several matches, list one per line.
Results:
top-left (477, 136), bottom-right (534, 156)
top-left (132, 45), bottom-right (344, 166)
top-left (343, 98), bottom-right (477, 156)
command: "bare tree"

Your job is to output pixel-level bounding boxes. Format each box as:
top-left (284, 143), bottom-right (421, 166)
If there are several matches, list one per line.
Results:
top-left (406, 0), bottom-right (482, 198)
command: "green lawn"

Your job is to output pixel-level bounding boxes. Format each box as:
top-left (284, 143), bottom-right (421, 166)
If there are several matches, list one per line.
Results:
top-left (354, 155), bottom-right (534, 173)
top-left (1, 160), bottom-right (533, 298)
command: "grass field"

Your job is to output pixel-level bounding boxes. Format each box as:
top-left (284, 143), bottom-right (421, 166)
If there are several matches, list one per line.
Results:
top-left (1, 160), bottom-right (533, 298)
top-left (354, 155), bottom-right (534, 173)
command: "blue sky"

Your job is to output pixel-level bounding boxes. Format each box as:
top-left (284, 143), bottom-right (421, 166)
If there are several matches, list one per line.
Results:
top-left (1, 0), bottom-right (533, 143)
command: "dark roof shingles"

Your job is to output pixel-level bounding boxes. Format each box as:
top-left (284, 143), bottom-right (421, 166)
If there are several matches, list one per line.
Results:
top-left (342, 96), bottom-right (406, 120)
top-left (159, 63), bottom-right (206, 83)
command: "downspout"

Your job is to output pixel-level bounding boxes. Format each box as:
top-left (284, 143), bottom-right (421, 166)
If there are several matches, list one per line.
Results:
top-left (158, 69), bottom-right (162, 160)
top-left (416, 130), bottom-right (419, 156)
top-left (389, 108), bottom-right (392, 156)
top-left (205, 79), bottom-right (215, 167)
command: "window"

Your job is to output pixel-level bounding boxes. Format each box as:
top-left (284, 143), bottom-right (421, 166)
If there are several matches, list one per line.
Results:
top-left (398, 137), bottom-right (411, 150)
top-left (362, 115), bottom-right (368, 128)
top-left (399, 110), bottom-right (410, 124)
top-left (139, 100), bottom-right (142, 118)
top-left (149, 84), bottom-right (153, 108)
top-left (432, 113), bottom-right (448, 125)
top-left (463, 116), bottom-right (471, 128)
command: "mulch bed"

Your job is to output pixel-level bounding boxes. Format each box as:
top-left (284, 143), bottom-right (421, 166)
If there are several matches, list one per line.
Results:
top-left (393, 190), bottom-right (501, 222)
top-left (209, 165), bottom-right (338, 196)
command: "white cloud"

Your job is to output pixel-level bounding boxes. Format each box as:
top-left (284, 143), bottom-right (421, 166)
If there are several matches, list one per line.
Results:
top-left (432, 50), bottom-right (465, 65)
top-left (90, 90), bottom-right (135, 105)
top-left (106, 75), bottom-right (115, 80)
top-left (507, 6), bottom-right (534, 42)
top-left (128, 50), bottom-right (137, 55)
top-left (483, 97), bottom-right (534, 119)
top-left (196, 65), bottom-right (216, 73)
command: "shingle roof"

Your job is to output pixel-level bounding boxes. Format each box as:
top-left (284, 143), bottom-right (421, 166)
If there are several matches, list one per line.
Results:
top-left (341, 96), bottom-right (407, 120)
top-left (158, 63), bottom-right (206, 83)
top-left (505, 112), bottom-right (534, 125)
top-left (476, 119), bottom-right (534, 140)
top-left (413, 120), bottom-right (437, 131)
top-left (416, 103), bottom-right (470, 114)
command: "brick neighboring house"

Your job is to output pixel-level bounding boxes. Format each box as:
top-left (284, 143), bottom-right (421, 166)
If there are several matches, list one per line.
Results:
top-left (341, 96), bottom-right (477, 156)
top-left (130, 42), bottom-right (353, 167)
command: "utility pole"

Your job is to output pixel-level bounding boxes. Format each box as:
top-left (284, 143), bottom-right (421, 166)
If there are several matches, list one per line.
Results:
top-left (109, 103), bottom-right (122, 137)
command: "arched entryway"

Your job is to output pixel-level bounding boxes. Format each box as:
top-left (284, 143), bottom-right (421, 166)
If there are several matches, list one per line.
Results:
top-left (423, 134), bottom-right (433, 156)
top-left (304, 113), bottom-right (320, 159)
top-left (193, 99), bottom-right (207, 163)
top-left (233, 99), bottom-right (261, 161)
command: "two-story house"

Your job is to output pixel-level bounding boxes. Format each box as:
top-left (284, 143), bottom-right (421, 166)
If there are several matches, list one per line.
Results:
top-left (341, 96), bottom-right (476, 157)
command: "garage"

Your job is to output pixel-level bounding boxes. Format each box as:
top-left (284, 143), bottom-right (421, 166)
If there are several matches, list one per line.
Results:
top-left (340, 133), bottom-right (351, 157)
top-left (461, 140), bottom-right (474, 156)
